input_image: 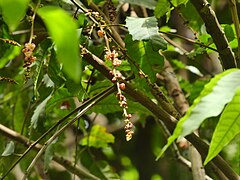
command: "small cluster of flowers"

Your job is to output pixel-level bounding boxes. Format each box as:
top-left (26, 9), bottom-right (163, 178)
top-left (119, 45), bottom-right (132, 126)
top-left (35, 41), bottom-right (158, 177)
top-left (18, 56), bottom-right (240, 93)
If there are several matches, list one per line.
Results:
top-left (105, 50), bottom-right (122, 67)
top-left (106, 50), bottom-right (134, 141)
top-left (22, 42), bottom-right (36, 79)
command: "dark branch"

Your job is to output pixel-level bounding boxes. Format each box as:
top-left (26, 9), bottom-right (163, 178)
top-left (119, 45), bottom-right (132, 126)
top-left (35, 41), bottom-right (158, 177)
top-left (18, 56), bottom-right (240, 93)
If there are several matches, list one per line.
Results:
top-left (190, 0), bottom-right (237, 69)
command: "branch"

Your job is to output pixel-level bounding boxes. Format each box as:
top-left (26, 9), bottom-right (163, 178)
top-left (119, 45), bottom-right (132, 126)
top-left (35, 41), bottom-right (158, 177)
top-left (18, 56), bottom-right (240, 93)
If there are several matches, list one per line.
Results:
top-left (159, 60), bottom-right (189, 115)
top-left (21, 86), bottom-right (115, 179)
top-left (0, 124), bottom-right (100, 180)
top-left (82, 49), bottom-right (240, 180)
top-left (70, 1), bottom-right (238, 178)
top-left (190, 0), bottom-right (237, 69)
top-left (159, 59), bottom-right (206, 180)
top-left (1, 86), bottom-right (116, 179)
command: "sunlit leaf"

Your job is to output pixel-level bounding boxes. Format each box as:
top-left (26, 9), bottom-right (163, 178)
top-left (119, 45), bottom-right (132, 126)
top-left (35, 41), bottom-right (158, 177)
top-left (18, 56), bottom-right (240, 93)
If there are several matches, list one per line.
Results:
top-left (154, 0), bottom-right (171, 19)
top-left (0, 0), bottom-right (29, 31)
top-left (126, 17), bottom-right (167, 49)
top-left (157, 69), bottom-right (240, 159)
top-left (125, 35), bottom-right (164, 82)
top-left (37, 6), bottom-right (81, 83)
top-left (81, 125), bottom-right (114, 148)
top-left (204, 87), bottom-right (240, 165)
top-left (180, 69), bottom-right (240, 136)
top-left (171, 0), bottom-right (189, 6)
top-left (1, 141), bottom-right (14, 156)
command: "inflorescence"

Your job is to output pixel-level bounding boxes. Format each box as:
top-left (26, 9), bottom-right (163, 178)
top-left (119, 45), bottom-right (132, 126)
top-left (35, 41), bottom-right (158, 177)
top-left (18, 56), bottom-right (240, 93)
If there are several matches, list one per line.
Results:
top-left (105, 49), bottom-right (134, 141)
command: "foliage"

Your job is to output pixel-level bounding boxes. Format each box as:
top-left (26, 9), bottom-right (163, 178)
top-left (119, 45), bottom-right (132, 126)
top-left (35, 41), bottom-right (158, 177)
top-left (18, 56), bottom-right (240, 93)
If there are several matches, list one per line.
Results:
top-left (0, 0), bottom-right (240, 179)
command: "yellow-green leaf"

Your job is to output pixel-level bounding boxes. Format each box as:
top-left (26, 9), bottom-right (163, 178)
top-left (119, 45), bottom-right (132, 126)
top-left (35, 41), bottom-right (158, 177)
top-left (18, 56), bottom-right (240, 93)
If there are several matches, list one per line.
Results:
top-left (0, 0), bottom-right (29, 31)
top-left (204, 87), bottom-right (240, 165)
top-left (81, 125), bottom-right (114, 148)
top-left (156, 68), bottom-right (240, 160)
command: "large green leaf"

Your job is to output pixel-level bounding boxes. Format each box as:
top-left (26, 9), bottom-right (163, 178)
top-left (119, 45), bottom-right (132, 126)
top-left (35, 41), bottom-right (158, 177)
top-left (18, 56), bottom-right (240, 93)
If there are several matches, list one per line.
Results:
top-left (204, 87), bottom-right (240, 165)
top-left (37, 6), bottom-right (81, 83)
top-left (157, 69), bottom-right (240, 159)
top-left (0, 0), bottom-right (29, 31)
top-left (80, 125), bottom-right (114, 148)
top-left (123, 0), bottom-right (157, 9)
top-left (125, 35), bottom-right (164, 82)
top-left (154, 0), bottom-right (171, 19)
top-left (126, 17), bottom-right (167, 49)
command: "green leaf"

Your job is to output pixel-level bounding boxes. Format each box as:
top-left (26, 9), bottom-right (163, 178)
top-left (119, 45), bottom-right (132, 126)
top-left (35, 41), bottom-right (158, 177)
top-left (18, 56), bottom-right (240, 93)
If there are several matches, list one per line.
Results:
top-left (89, 94), bottom-right (151, 115)
top-left (1, 141), bottom-right (14, 156)
top-left (44, 140), bottom-right (56, 171)
top-left (154, 0), bottom-right (171, 19)
top-left (171, 0), bottom-right (189, 7)
top-left (32, 40), bottom-right (53, 99)
top-left (13, 96), bottom-right (25, 132)
top-left (46, 88), bottom-right (73, 112)
top-left (204, 87), bottom-right (240, 165)
top-left (125, 35), bottom-right (164, 82)
top-left (123, 0), bottom-right (157, 9)
top-left (81, 125), bottom-right (114, 148)
top-left (180, 69), bottom-right (240, 137)
top-left (91, 161), bottom-right (120, 180)
top-left (222, 24), bottom-right (235, 42)
top-left (157, 69), bottom-right (240, 159)
top-left (37, 6), bottom-right (81, 83)
top-left (126, 16), bottom-right (167, 49)
top-left (0, 0), bottom-right (29, 31)
top-left (31, 94), bottom-right (52, 129)
top-left (0, 45), bottom-right (21, 68)
top-left (47, 48), bottom-right (65, 87)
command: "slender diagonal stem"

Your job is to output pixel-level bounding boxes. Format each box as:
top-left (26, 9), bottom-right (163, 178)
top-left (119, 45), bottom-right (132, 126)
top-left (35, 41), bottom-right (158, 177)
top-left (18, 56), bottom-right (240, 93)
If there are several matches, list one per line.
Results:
top-left (1, 86), bottom-right (115, 179)
top-left (22, 86), bottom-right (115, 179)
top-left (0, 124), bottom-right (100, 180)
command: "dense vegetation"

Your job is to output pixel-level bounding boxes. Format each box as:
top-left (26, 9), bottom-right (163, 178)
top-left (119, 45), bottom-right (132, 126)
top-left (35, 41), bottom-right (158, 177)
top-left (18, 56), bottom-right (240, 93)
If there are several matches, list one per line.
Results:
top-left (0, 0), bottom-right (239, 179)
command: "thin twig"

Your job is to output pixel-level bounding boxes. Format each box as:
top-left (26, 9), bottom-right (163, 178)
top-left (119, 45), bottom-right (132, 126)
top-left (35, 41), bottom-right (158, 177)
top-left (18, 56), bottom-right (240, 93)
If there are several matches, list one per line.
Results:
top-left (83, 47), bottom-right (240, 179)
top-left (22, 86), bottom-right (115, 179)
top-left (29, 1), bottom-right (40, 44)
top-left (160, 31), bottom-right (219, 53)
top-left (73, 1), bottom-right (239, 178)
top-left (1, 86), bottom-right (115, 179)
top-left (0, 124), bottom-right (100, 180)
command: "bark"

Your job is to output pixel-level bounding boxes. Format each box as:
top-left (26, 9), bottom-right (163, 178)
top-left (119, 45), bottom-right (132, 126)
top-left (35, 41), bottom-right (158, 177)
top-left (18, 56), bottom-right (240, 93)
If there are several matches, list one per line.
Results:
top-left (190, 0), bottom-right (237, 69)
